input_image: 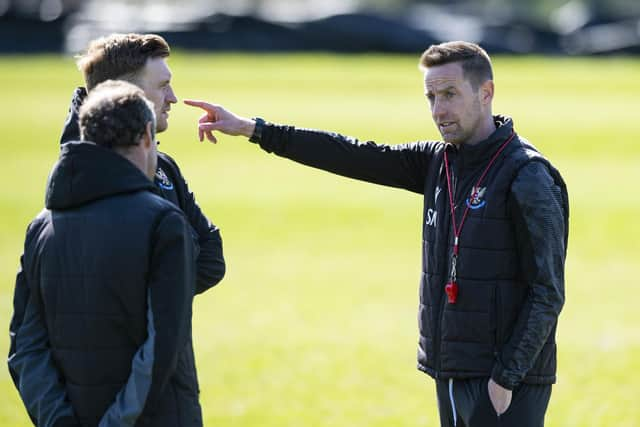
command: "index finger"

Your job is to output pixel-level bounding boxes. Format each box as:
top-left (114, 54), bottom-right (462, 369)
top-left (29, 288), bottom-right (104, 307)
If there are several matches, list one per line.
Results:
top-left (183, 99), bottom-right (215, 111)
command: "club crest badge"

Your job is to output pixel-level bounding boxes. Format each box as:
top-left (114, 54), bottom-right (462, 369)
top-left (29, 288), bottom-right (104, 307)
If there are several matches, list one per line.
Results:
top-left (155, 168), bottom-right (174, 190)
top-left (466, 186), bottom-right (486, 209)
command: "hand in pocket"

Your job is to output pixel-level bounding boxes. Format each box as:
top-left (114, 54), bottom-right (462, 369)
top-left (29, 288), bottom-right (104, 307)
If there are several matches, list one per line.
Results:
top-left (488, 378), bottom-right (512, 415)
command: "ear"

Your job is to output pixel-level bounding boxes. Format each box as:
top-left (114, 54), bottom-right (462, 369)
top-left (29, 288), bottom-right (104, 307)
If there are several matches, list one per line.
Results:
top-left (479, 80), bottom-right (494, 106)
top-left (141, 122), bottom-right (153, 149)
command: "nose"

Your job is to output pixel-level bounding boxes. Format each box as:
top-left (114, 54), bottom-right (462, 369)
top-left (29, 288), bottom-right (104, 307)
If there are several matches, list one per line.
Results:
top-left (166, 85), bottom-right (178, 104)
top-left (431, 97), bottom-right (446, 121)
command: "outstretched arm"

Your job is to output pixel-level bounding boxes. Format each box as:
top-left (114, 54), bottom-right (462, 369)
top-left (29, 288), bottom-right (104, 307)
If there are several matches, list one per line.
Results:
top-left (183, 100), bottom-right (436, 194)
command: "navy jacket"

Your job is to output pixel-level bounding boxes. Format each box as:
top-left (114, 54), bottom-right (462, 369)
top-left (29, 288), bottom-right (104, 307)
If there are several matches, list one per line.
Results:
top-left (9, 88), bottom-right (225, 424)
top-left (251, 116), bottom-right (568, 390)
top-left (9, 142), bottom-right (200, 426)
top-left (59, 87), bottom-right (225, 294)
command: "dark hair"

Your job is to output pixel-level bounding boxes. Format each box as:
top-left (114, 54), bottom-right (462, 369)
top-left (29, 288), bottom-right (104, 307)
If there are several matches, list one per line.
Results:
top-left (79, 80), bottom-right (156, 148)
top-left (77, 33), bottom-right (170, 90)
top-left (419, 41), bottom-right (493, 89)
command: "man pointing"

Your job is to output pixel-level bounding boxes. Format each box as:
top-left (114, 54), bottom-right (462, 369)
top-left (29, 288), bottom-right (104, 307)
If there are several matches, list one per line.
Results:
top-left (184, 41), bottom-right (569, 427)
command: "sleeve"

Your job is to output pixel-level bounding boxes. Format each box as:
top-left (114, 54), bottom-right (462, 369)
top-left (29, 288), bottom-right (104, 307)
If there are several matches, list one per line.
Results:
top-left (8, 255), bottom-right (30, 389)
top-left (59, 87), bottom-right (87, 144)
top-left (98, 210), bottom-right (196, 426)
top-left (255, 122), bottom-right (436, 194)
top-left (491, 161), bottom-right (568, 390)
top-left (162, 154), bottom-right (225, 294)
top-left (8, 230), bottom-right (80, 427)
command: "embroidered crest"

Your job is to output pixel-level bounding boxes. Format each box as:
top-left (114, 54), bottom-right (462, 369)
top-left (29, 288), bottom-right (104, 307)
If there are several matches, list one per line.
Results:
top-left (465, 186), bottom-right (486, 209)
top-left (155, 168), bottom-right (174, 190)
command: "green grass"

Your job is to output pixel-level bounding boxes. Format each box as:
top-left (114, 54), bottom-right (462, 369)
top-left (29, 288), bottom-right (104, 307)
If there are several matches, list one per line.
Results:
top-left (1, 53), bottom-right (639, 426)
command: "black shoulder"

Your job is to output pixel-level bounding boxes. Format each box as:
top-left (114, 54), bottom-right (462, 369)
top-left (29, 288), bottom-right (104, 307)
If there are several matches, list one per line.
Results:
top-left (157, 151), bottom-right (187, 182)
top-left (157, 151), bottom-right (180, 171)
top-left (151, 201), bottom-right (193, 246)
top-left (26, 210), bottom-right (51, 240)
top-left (139, 188), bottom-right (182, 212)
top-left (21, 210), bottom-right (54, 267)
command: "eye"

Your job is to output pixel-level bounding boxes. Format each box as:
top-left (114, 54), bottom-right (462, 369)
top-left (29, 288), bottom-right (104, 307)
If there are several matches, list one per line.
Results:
top-left (426, 93), bottom-right (435, 103)
top-left (445, 91), bottom-right (455, 99)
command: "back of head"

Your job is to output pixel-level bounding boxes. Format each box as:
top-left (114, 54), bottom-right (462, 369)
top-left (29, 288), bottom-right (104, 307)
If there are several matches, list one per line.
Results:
top-left (419, 41), bottom-right (493, 90)
top-left (77, 33), bottom-right (170, 91)
top-left (79, 80), bottom-right (156, 148)
top-left (47, 81), bottom-right (157, 209)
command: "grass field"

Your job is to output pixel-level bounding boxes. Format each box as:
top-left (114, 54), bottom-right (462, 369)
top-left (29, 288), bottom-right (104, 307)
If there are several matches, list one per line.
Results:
top-left (0, 52), bottom-right (639, 426)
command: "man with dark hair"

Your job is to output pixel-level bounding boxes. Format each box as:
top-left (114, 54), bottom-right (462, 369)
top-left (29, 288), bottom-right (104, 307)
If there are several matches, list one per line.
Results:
top-left (60, 33), bottom-right (224, 290)
top-left (9, 33), bottom-right (224, 423)
top-left (9, 80), bottom-right (199, 426)
top-left (184, 41), bottom-right (569, 426)
top-left (71, 33), bottom-right (173, 134)
top-left (419, 41), bottom-right (493, 91)
top-left (76, 34), bottom-right (170, 93)
top-left (79, 80), bottom-right (158, 152)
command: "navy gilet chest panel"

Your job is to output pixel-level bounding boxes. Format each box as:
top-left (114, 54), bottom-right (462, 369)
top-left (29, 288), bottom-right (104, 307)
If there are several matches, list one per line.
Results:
top-left (418, 143), bottom-right (530, 378)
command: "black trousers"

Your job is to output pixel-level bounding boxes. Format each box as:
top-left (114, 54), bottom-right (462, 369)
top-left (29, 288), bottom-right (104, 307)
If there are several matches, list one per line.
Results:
top-left (435, 378), bottom-right (552, 427)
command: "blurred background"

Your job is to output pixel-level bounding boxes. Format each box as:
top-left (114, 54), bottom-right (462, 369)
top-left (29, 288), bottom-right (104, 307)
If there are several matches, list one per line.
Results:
top-left (1, 1), bottom-right (639, 426)
top-left (1, 0), bottom-right (640, 55)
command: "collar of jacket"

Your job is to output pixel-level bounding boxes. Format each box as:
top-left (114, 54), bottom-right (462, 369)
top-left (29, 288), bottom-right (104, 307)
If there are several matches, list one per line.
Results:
top-left (71, 86), bottom-right (87, 111)
top-left (46, 141), bottom-right (159, 210)
top-left (59, 87), bottom-right (88, 145)
top-left (446, 115), bottom-right (515, 171)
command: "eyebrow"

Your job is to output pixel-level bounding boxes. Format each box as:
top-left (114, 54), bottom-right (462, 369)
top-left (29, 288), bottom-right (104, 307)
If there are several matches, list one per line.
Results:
top-left (425, 85), bottom-right (456, 95)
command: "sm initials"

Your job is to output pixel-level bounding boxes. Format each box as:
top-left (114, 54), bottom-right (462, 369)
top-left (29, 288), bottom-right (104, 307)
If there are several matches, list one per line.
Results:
top-left (426, 208), bottom-right (437, 228)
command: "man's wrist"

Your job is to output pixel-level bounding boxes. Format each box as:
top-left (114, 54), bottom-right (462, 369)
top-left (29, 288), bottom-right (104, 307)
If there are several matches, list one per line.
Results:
top-left (490, 362), bottom-right (516, 390)
top-left (248, 117), bottom-right (264, 143)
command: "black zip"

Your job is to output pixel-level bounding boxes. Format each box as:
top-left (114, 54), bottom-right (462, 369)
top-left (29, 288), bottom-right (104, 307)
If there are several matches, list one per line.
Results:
top-left (494, 286), bottom-right (502, 355)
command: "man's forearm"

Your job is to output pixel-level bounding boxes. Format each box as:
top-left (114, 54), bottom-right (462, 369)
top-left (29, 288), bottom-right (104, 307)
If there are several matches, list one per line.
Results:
top-left (493, 161), bottom-right (567, 389)
top-left (10, 294), bottom-right (78, 425)
top-left (195, 228), bottom-right (225, 294)
top-left (252, 122), bottom-right (431, 193)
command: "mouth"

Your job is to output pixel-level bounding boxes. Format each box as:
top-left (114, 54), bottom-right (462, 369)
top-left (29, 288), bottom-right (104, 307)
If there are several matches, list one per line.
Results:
top-left (439, 121), bottom-right (456, 132)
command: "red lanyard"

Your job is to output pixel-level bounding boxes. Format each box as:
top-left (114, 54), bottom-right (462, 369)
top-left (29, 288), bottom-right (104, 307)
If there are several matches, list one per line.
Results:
top-left (442, 131), bottom-right (515, 303)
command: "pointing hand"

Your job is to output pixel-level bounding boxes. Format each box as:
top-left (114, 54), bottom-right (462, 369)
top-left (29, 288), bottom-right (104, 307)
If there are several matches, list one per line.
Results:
top-left (183, 99), bottom-right (256, 143)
